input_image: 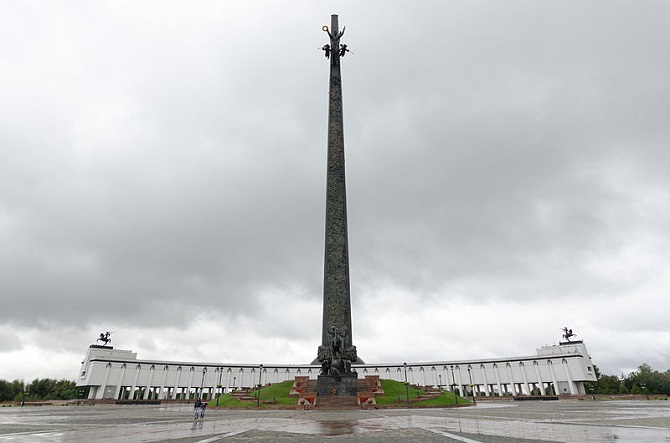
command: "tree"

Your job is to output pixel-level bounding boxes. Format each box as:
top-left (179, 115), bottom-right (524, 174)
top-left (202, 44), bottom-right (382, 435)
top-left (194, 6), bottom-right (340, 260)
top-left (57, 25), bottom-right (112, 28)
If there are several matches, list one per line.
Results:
top-left (584, 365), bottom-right (601, 394)
top-left (0, 380), bottom-right (22, 402)
top-left (627, 364), bottom-right (663, 394)
top-left (661, 370), bottom-right (670, 396)
top-left (26, 378), bottom-right (81, 400)
top-left (0, 378), bottom-right (83, 401)
top-left (10, 380), bottom-right (25, 401)
top-left (27, 378), bottom-right (56, 400)
top-left (585, 365), bottom-right (622, 395)
top-left (596, 375), bottom-right (622, 395)
top-left (48, 380), bottom-right (79, 400)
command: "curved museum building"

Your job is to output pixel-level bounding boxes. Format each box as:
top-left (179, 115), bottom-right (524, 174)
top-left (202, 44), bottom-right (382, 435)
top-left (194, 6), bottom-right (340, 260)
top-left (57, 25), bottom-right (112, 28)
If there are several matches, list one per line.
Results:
top-left (77, 340), bottom-right (597, 400)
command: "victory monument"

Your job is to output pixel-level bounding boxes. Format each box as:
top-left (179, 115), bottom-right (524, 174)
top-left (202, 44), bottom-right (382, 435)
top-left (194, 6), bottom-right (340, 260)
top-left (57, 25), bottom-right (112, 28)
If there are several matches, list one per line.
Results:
top-left (74, 15), bottom-right (599, 405)
top-left (315, 15), bottom-right (360, 398)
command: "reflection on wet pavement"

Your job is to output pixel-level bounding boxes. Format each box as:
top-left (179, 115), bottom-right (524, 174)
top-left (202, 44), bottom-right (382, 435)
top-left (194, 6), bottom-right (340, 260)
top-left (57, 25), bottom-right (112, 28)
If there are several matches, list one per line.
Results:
top-left (0, 400), bottom-right (669, 442)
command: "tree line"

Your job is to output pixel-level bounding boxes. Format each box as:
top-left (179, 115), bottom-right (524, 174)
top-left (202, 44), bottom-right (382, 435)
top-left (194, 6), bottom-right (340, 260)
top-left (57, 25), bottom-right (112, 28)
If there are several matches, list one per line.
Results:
top-left (586, 364), bottom-right (670, 395)
top-left (0, 378), bottom-right (87, 402)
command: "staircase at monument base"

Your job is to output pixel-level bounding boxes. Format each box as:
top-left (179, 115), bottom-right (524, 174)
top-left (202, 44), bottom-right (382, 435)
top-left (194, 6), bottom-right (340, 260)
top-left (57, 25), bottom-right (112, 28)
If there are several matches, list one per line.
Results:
top-left (315, 395), bottom-right (359, 408)
top-left (356, 375), bottom-right (384, 408)
top-left (360, 375), bottom-right (383, 395)
top-left (289, 376), bottom-right (317, 407)
top-left (396, 384), bottom-right (447, 403)
top-left (230, 388), bottom-right (256, 402)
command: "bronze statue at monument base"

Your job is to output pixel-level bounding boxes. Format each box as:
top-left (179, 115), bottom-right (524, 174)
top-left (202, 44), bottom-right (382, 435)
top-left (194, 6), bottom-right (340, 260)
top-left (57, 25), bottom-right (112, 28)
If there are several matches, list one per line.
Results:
top-left (316, 327), bottom-right (358, 398)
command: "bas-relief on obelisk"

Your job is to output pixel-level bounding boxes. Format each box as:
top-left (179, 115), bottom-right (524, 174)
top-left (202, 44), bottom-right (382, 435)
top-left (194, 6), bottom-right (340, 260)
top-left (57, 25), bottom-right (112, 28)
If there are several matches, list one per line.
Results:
top-left (315, 15), bottom-right (361, 397)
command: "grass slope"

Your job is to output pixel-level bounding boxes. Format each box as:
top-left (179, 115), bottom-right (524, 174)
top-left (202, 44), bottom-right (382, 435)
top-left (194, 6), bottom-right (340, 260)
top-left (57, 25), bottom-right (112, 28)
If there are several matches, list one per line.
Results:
top-left (212, 380), bottom-right (296, 407)
top-left (211, 379), bottom-right (469, 407)
top-left (375, 379), bottom-right (469, 406)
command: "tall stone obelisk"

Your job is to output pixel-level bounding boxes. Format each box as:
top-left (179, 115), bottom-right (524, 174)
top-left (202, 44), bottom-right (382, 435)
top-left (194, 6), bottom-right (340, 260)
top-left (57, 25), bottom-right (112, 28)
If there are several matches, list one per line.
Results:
top-left (316, 15), bottom-right (359, 394)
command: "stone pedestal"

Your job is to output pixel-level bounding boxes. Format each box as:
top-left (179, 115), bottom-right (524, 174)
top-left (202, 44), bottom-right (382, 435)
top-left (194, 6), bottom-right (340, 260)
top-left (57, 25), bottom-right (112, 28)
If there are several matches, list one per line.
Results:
top-left (317, 374), bottom-right (358, 397)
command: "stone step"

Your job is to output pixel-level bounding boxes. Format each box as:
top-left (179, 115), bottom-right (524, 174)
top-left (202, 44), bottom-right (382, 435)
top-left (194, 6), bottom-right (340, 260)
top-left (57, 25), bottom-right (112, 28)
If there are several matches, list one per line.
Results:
top-left (292, 377), bottom-right (319, 407)
top-left (290, 376), bottom-right (311, 397)
top-left (316, 395), bottom-right (358, 408)
top-left (358, 375), bottom-right (384, 395)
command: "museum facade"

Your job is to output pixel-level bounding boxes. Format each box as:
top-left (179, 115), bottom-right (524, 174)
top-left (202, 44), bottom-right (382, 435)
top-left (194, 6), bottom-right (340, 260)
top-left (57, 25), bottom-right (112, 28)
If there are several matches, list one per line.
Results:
top-left (77, 340), bottom-right (597, 400)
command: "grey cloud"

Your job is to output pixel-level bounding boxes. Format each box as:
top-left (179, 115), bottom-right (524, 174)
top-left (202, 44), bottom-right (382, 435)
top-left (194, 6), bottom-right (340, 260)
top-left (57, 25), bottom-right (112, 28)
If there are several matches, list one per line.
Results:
top-left (1, 1), bottom-right (669, 379)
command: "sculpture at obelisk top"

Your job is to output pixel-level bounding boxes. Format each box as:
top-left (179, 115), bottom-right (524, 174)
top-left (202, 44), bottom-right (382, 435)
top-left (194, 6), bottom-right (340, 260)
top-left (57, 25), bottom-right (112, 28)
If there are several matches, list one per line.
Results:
top-left (316, 15), bottom-right (359, 385)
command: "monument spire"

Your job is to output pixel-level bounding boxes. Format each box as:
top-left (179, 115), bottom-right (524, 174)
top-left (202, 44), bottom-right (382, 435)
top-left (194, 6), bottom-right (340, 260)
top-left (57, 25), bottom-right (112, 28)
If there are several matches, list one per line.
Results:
top-left (317, 15), bottom-right (359, 385)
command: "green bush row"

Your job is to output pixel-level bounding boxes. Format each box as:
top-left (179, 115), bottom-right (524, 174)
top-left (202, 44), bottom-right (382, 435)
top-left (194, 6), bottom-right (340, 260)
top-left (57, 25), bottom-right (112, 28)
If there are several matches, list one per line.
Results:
top-left (0, 378), bottom-right (88, 402)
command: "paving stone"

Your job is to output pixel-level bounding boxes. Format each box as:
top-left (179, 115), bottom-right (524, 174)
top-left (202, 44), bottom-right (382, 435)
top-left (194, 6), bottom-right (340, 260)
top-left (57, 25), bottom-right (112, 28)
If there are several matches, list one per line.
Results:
top-left (1, 400), bottom-right (669, 442)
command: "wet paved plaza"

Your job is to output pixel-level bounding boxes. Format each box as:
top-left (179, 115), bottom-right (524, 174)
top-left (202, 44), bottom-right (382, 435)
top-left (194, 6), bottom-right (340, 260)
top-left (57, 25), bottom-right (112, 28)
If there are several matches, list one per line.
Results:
top-left (1, 400), bottom-right (669, 442)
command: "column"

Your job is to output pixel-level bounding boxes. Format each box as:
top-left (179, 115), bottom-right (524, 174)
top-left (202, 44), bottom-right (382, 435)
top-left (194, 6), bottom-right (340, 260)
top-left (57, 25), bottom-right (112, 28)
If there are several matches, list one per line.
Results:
top-left (186, 368), bottom-right (195, 399)
top-left (172, 368), bottom-right (182, 400)
top-left (456, 367), bottom-right (465, 396)
top-left (129, 365), bottom-right (141, 400)
top-left (481, 365), bottom-right (490, 396)
top-left (97, 363), bottom-right (112, 399)
top-left (533, 362), bottom-right (546, 395)
top-left (506, 363), bottom-right (516, 395)
top-left (548, 361), bottom-right (559, 396)
top-left (114, 364), bottom-right (127, 400)
top-left (143, 366), bottom-right (155, 399)
top-left (563, 359), bottom-right (576, 395)
top-left (493, 364), bottom-right (502, 396)
top-left (520, 363), bottom-right (531, 395)
top-left (159, 366), bottom-right (169, 399)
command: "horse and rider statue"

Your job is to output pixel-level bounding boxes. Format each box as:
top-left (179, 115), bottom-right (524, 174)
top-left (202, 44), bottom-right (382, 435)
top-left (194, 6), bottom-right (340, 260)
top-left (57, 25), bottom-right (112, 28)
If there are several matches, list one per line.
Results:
top-left (97, 331), bottom-right (112, 346)
top-left (561, 327), bottom-right (576, 342)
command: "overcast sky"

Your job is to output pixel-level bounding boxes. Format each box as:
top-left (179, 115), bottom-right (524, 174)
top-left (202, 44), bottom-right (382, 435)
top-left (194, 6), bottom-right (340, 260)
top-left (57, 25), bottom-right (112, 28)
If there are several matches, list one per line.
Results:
top-left (2, 1), bottom-right (669, 382)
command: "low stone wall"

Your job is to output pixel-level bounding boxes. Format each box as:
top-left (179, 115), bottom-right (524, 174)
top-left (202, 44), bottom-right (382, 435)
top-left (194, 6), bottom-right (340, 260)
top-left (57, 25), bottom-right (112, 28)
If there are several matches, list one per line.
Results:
top-left (116, 399), bottom-right (162, 405)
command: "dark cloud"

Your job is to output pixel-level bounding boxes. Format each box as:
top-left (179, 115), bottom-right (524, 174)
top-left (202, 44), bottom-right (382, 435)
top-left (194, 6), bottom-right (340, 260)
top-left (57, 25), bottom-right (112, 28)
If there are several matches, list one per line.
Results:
top-left (1, 1), bottom-right (669, 379)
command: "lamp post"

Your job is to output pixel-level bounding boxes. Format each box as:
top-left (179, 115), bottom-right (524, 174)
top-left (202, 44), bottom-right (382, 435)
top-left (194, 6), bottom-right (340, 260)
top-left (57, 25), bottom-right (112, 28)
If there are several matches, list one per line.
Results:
top-left (199, 367), bottom-right (207, 400)
top-left (468, 367), bottom-right (476, 404)
top-left (451, 365), bottom-right (458, 405)
top-left (439, 374), bottom-right (442, 388)
top-left (216, 367), bottom-right (223, 406)
top-left (233, 376), bottom-right (236, 392)
top-left (403, 362), bottom-right (409, 406)
top-left (257, 364), bottom-right (263, 407)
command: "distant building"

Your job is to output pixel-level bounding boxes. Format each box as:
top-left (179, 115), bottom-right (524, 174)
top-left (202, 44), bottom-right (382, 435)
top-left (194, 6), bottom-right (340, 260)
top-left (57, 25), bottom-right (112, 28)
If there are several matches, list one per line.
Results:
top-left (77, 340), bottom-right (596, 400)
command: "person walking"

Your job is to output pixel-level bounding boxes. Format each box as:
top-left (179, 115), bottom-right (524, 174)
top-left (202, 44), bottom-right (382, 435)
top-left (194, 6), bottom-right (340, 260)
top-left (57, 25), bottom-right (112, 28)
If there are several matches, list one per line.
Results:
top-left (193, 398), bottom-right (202, 420)
top-left (200, 400), bottom-right (207, 419)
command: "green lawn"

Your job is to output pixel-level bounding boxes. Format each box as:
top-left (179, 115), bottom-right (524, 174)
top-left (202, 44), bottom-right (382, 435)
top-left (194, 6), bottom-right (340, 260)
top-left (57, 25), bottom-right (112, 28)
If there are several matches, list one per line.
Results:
top-left (210, 378), bottom-right (469, 407)
top-left (256, 380), bottom-right (300, 405)
top-left (374, 379), bottom-right (469, 406)
top-left (211, 380), bottom-right (297, 407)
top-left (415, 389), bottom-right (469, 406)
top-left (374, 379), bottom-right (422, 405)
